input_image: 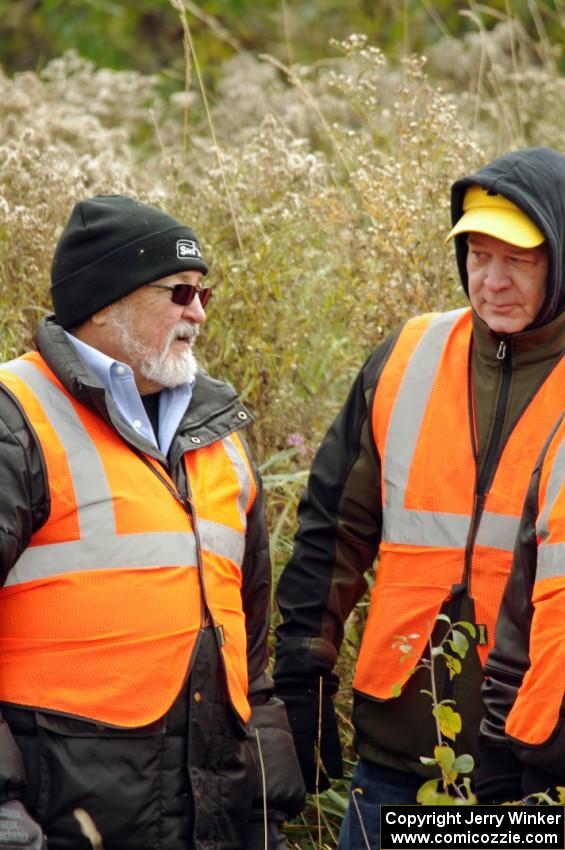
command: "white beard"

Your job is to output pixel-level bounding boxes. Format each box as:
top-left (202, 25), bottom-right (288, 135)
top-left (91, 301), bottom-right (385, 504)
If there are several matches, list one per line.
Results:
top-left (107, 303), bottom-right (199, 388)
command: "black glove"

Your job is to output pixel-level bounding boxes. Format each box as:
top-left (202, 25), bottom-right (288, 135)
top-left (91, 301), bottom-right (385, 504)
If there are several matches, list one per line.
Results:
top-left (277, 689), bottom-right (343, 793)
top-left (474, 740), bottom-right (523, 804)
top-left (0, 801), bottom-right (46, 849)
top-left (249, 698), bottom-right (306, 818)
top-left (522, 766), bottom-right (562, 801)
top-left (245, 815), bottom-right (287, 850)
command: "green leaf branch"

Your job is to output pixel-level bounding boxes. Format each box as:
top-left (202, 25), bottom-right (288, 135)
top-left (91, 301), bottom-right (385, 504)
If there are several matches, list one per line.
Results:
top-left (392, 615), bottom-right (478, 804)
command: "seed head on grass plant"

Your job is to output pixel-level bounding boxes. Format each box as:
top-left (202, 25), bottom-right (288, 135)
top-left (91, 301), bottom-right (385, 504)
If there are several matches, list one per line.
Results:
top-left (427, 19), bottom-right (565, 149)
top-left (0, 53), bottom-right (159, 359)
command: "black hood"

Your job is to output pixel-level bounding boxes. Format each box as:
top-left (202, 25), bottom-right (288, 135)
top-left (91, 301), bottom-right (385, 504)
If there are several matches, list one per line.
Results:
top-left (451, 146), bottom-right (565, 328)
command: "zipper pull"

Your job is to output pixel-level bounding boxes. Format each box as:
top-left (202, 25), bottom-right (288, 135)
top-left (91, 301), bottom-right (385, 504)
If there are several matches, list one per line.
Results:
top-left (215, 624), bottom-right (226, 647)
top-left (496, 339), bottom-right (507, 361)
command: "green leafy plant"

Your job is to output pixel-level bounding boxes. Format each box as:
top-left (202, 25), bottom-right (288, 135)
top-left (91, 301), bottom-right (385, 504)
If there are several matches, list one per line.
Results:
top-left (392, 614), bottom-right (478, 805)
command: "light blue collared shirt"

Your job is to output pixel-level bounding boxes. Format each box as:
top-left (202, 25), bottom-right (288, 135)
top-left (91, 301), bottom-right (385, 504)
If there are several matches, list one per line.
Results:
top-left (65, 332), bottom-right (193, 456)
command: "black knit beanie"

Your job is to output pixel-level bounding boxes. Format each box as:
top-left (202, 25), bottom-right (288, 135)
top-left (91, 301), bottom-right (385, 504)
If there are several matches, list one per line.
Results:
top-left (50, 194), bottom-right (209, 329)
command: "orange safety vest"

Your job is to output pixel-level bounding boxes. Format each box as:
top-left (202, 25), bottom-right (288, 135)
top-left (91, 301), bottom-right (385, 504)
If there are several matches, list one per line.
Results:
top-left (353, 308), bottom-right (565, 701)
top-left (505, 413), bottom-right (565, 746)
top-left (0, 352), bottom-right (255, 727)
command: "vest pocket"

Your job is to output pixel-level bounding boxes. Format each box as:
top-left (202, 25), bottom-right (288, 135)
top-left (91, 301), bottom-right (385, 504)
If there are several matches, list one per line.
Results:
top-left (11, 709), bottom-right (173, 850)
top-left (3, 709), bottom-right (49, 824)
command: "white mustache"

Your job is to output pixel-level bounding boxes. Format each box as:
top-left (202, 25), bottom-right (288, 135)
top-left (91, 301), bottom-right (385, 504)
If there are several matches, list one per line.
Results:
top-left (168, 322), bottom-right (200, 345)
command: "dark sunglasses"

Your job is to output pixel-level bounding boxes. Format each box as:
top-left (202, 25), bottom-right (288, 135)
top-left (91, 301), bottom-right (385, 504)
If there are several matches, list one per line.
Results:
top-left (147, 282), bottom-right (212, 308)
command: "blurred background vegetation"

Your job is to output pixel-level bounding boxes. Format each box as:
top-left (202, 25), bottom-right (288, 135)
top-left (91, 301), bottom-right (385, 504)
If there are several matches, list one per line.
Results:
top-left (1, 0), bottom-right (564, 75)
top-left (0, 1), bottom-right (564, 844)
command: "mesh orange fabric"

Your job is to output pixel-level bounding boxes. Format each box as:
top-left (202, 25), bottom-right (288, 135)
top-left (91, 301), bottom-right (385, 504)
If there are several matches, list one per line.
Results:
top-left (355, 315), bottom-right (565, 702)
top-left (72, 403), bottom-right (191, 534)
top-left (203, 550), bottom-right (250, 722)
top-left (487, 359), bottom-right (565, 516)
top-left (0, 359), bottom-right (80, 543)
top-left (506, 576), bottom-right (565, 744)
top-left (405, 312), bottom-right (474, 514)
top-left (186, 432), bottom-right (255, 534)
top-left (372, 313), bottom-right (438, 503)
top-left (469, 545), bottom-right (513, 665)
top-left (353, 545), bottom-right (465, 698)
top-left (0, 567), bottom-right (201, 726)
top-left (187, 435), bottom-right (254, 720)
top-left (0, 353), bottom-right (253, 725)
top-left (25, 352), bottom-right (191, 534)
top-left (186, 441), bottom-right (242, 530)
top-left (506, 423), bottom-right (565, 745)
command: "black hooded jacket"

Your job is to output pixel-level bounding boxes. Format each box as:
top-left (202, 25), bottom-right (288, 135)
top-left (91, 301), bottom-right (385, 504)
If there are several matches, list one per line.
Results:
top-left (274, 146), bottom-right (565, 778)
top-left (451, 146), bottom-right (565, 325)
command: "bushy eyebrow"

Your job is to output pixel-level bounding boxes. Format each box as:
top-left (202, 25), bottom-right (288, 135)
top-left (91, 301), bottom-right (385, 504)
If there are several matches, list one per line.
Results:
top-left (466, 237), bottom-right (490, 250)
top-left (466, 237), bottom-right (541, 257)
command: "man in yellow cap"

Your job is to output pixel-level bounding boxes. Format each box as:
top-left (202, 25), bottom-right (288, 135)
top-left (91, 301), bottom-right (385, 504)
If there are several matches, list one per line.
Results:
top-left (273, 146), bottom-right (565, 848)
top-left (448, 184), bottom-right (548, 337)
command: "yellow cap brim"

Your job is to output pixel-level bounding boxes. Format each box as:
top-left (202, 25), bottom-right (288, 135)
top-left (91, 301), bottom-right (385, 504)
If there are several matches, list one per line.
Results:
top-left (446, 184), bottom-right (545, 247)
top-left (446, 208), bottom-right (544, 247)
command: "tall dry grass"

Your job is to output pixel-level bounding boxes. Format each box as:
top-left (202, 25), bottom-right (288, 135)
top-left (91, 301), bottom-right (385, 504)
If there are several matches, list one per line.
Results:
top-left (0, 11), bottom-right (563, 845)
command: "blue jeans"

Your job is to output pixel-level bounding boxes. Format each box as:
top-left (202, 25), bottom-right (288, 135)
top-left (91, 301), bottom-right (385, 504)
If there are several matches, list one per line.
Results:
top-left (337, 759), bottom-right (423, 850)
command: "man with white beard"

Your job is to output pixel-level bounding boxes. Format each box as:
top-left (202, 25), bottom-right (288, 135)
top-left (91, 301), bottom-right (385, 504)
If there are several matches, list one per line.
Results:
top-left (0, 195), bottom-right (305, 850)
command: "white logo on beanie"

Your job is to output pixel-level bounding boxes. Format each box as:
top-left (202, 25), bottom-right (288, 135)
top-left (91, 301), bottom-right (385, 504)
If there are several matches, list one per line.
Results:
top-left (176, 239), bottom-right (202, 259)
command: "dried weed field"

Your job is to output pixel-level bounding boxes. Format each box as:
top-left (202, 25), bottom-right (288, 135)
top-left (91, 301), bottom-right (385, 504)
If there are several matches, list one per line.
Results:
top-left (1, 6), bottom-right (564, 844)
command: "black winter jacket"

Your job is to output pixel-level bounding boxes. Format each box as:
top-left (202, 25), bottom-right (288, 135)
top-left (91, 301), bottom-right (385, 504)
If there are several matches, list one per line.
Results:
top-left (274, 147), bottom-right (565, 777)
top-left (0, 316), bottom-right (305, 850)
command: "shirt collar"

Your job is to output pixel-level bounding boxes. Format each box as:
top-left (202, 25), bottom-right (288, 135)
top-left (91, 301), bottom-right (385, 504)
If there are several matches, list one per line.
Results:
top-left (64, 331), bottom-right (194, 455)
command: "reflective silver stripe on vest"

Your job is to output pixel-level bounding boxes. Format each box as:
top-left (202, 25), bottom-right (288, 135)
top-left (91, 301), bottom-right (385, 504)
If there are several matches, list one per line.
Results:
top-left (381, 308), bottom-right (517, 554)
top-left (1, 358), bottom-right (244, 585)
top-left (383, 505), bottom-right (470, 548)
top-left (536, 422), bottom-right (565, 581)
top-left (8, 532), bottom-right (199, 584)
top-left (537, 421), bottom-right (565, 543)
top-left (383, 508), bottom-right (520, 551)
top-left (3, 357), bottom-right (117, 540)
top-left (537, 543), bottom-right (565, 579)
top-left (223, 433), bottom-right (253, 528)
top-left (475, 512), bottom-right (521, 550)
top-left (199, 519), bottom-right (245, 565)
top-left (194, 433), bottom-right (250, 564)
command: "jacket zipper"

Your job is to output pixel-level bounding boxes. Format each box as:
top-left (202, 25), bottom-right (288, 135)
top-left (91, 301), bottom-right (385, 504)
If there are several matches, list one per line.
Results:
top-left (441, 337), bottom-right (512, 707)
top-left (464, 336), bottom-right (512, 591)
top-left (180, 459), bottom-right (242, 728)
top-left (131, 448), bottom-right (210, 628)
top-left (132, 445), bottom-right (238, 715)
top-left (483, 662), bottom-right (524, 684)
top-left (180, 472), bottom-right (210, 630)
